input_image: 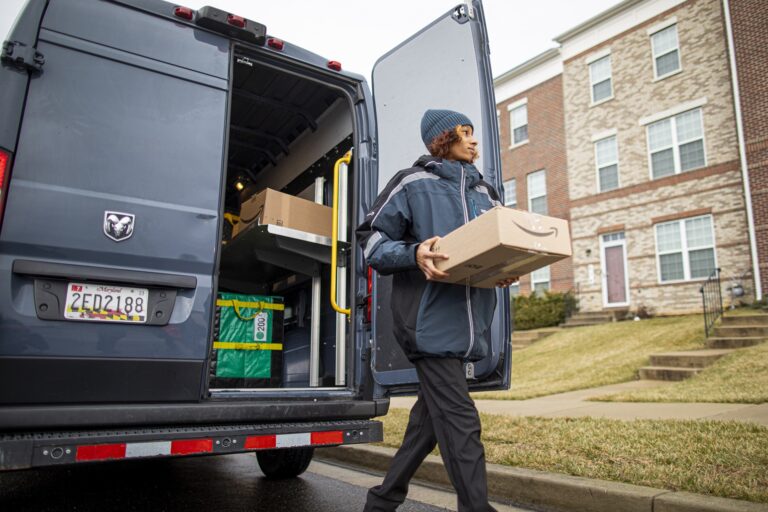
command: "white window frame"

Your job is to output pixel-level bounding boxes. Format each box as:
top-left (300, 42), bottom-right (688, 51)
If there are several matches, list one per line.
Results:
top-left (649, 21), bottom-right (682, 80)
top-left (527, 170), bottom-right (547, 215)
top-left (508, 98), bottom-right (528, 148)
top-left (645, 107), bottom-right (707, 180)
top-left (531, 266), bottom-right (550, 295)
top-left (594, 135), bottom-right (620, 193)
top-left (503, 178), bottom-right (517, 208)
top-left (654, 214), bottom-right (718, 284)
top-left (587, 52), bottom-right (613, 105)
top-left (599, 232), bottom-right (630, 307)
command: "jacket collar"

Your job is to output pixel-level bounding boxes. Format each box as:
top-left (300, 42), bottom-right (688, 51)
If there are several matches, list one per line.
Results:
top-left (414, 155), bottom-right (482, 187)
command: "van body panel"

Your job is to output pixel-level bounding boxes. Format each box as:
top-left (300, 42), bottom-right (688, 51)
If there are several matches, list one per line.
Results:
top-left (369, 1), bottom-right (510, 394)
top-left (0, 0), bottom-right (228, 402)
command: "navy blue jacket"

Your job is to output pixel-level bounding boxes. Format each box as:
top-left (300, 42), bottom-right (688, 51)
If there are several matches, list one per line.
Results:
top-left (356, 156), bottom-right (501, 361)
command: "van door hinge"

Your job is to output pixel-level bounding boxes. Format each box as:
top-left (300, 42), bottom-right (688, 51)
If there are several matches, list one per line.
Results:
top-left (2, 40), bottom-right (44, 73)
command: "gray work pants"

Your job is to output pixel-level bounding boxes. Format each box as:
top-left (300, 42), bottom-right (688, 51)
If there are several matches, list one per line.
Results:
top-left (363, 357), bottom-right (497, 512)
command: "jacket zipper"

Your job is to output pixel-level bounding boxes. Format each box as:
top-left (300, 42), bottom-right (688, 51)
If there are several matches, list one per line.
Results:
top-left (459, 165), bottom-right (475, 360)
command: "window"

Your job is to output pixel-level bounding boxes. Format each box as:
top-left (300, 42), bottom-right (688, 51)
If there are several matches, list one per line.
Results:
top-left (509, 282), bottom-right (520, 297)
top-left (527, 170), bottom-right (547, 215)
top-left (531, 266), bottom-right (550, 295)
top-left (655, 215), bottom-right (716, 282)
top-left (503, 178), bottom-right (517, 207)
top-left (651, 24), bottom-right (681, 79)
top-left (589, 55), bottom-right (612, 103)
top-left (595, 136), bottom-right (619, 192)
top-left (647, 108), bottom-right (705, 179)
top-left (510, 103), bottom-right (528, 145)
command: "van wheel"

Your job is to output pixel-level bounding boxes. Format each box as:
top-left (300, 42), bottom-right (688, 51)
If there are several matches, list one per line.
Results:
top-left (256, 447), bottom-right (314, 479)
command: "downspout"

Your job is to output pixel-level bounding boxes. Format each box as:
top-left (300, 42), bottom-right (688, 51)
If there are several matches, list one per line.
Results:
top-left (722, 0), bottom-right (762, 300)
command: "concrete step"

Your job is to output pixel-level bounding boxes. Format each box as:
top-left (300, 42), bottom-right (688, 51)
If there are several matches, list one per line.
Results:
top-left (712, 325), bottom-right (768, 338)
top-left (649, 349), bottom-right (733, 368)
top-left (706, 337), bottom-right (766, 349)
top-left (571, 311), bottom-right (615, 318)
top-left (638, 366), bottom-right (702, 381)
top-left (562, 321), bottom-right (608, 328)
top-left (721, 314), bottom-right (768, 326)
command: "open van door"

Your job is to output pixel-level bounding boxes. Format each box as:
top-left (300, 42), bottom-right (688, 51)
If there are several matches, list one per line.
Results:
top-left (369, 1), bottom-right (510, 395)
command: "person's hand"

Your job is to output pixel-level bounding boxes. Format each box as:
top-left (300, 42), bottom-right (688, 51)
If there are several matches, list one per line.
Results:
top-left (496, 276), bottom-right (519, 288)
top-left (416, 236), bottom-right (450, 280)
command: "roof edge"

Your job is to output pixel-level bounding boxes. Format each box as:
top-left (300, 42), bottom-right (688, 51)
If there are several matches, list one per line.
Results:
top-left (493, 47), bottom-right (560, 85)
top-left (554, 0), bottom-right (647, 43)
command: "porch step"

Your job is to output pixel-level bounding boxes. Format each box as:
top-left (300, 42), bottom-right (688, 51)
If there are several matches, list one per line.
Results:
top-left (720, 314), bottom-right (768, 326)
top-left (649, 349), bottom-right (733, 368)
top-left (562, 320), bottom-right (610, 328)
top-left (712, 325), bottom-right (768, 338)
top-left (638, 366), bottom-right (702, 381)
top-left (512, 328), bottom-right (560, 348)
top-left (706, 337), bottom-right (766, 349)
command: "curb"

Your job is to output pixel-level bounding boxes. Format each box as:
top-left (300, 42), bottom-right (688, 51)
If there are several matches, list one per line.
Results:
top-left (315, 445), bottom-right (768, 512)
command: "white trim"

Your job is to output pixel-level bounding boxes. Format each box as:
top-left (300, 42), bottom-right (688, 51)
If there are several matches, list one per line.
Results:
top-left (646, 107), bottom-right (707, 180)
top-left (600, 232), bottom-right (630, 307)
top-left (647, 16), bottom-right (678, 35)
top-left (590, 95), bottom-right (614, 108)
top-left (639, 97), bottom-right (707, 126)
top-left (531, 265), bottom-right (551, 294)
top-left (588, 53), bottom-right (614, 105)
top-left (585, 47), bottom-right (612, 65)
top-left (723, 0), bottom-right (761, 299)
top-left (594, 135), bottom-right (620, 193)
top-left (507, 97), bottom-right (528, 111)
top-left (591, 128), bottom-right (618, 142)
top-left (650, 23), bottom-right (682, 80)
top-left (652, 67), bottom-right (683, 82)
top-left (509, 140), bottom-right (529, 150)
top-left (527, 169), bottom-right (547, 214)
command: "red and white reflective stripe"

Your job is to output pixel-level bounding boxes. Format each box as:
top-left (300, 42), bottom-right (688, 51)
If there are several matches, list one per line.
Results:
top-left (245, 430), bottom-right (343, 450)
top-left (76, 439), bottom-right (213, 462)
top-left (74, 431), bottom-right (343, 462)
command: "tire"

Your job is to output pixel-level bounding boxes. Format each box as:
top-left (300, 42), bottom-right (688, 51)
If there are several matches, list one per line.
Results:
top-left (256, 447), bottom-right (314, 479)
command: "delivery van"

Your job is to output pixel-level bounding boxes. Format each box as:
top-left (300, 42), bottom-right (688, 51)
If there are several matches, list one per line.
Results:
top-left (0, 0), bottom-right (510, 477)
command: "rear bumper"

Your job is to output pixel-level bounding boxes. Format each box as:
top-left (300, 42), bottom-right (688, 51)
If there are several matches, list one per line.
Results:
top-left (0, 398), bottom-right (391, 431)
top-left (0, 418), bottom-right (383, 471)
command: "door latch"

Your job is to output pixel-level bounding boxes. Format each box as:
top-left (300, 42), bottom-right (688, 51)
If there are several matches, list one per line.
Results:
top-left (2, 40), bottom-right (44, 73)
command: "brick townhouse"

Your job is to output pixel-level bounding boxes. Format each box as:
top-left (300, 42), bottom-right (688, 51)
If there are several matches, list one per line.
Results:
top-left (494, 49), bottom-right (574, 296)
top-left (494, 0), bottom-right (760, 314)
top-left (725, 0), bottom-right (768, 301)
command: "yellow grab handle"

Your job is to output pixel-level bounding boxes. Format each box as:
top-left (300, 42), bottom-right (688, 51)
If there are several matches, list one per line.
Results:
top-left (331, 150), bottom-right (352, 317)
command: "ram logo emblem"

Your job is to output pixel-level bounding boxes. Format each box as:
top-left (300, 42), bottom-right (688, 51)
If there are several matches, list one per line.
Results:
top-left (103, 211), bottom-right (135, 242)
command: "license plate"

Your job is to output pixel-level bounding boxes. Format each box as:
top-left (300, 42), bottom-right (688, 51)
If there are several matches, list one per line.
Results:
top-left (64, 282), bottom-right (148, 323)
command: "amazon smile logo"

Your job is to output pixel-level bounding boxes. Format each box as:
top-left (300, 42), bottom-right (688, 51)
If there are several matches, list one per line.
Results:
top-left (513, 221), bottom-right (558, 238)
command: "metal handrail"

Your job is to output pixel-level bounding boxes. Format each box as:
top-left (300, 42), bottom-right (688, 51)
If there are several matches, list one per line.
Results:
top-left (330, 150), bottom-right (352, 317)
top-left (700, 267), bottom-right (723, 337)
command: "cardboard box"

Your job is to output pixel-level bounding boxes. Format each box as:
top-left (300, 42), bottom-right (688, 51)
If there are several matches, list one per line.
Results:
top-left (232, 188), bottom-right (333, 239)
top-left (433, 206), bottom-right (572, 288)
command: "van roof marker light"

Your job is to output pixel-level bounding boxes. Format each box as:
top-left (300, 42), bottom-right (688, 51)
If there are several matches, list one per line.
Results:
top-left (267, 38), bottom-right (284, 51)
top-left (327, 61), bottom-right (342, 72)
top-left (0, 150), bottom-right (8, 191)
top-left (227, 14), bottom-right (246, 29)
top-left (173, 6), bottom-right (194, 20)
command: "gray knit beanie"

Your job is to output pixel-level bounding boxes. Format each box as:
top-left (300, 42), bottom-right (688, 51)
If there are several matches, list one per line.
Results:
top-left (420, 109), bottom-right (473, 147)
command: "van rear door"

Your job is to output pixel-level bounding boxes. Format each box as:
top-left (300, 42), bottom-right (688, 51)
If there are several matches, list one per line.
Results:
top-left (369, 1), bottom-right (511, 395)
top-left (0, 0), bottom-right (228, 404)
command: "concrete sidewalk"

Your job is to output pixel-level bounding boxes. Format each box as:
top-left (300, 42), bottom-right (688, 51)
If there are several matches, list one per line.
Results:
top-left (390, 380), bottom-right (768, 425)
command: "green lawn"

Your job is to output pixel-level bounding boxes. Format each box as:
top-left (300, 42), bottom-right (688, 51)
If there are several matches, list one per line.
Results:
top-left (378, 409), bottom-right (768, 503)
top-left (474, 315), bottom-right (706, 400)
top-left (595, 342), bottom-right (768, 403)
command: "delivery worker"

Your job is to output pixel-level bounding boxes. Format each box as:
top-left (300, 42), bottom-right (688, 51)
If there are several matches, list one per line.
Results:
top-left (356, 109), bottom-right (517, 512)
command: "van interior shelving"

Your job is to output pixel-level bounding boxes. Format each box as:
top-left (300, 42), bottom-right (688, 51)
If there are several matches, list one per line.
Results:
top-left (211, 50), bottom-right (355, 394)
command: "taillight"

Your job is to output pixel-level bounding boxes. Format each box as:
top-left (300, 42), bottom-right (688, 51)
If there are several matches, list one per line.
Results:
top-left (366, 266), bottom-right (373, 323)
top-left (327, 60), bottom-right (342, 72)
top-left (173, 6), bottom-right (194, 20)
top-left (0, 149), bottom-right (11, 230)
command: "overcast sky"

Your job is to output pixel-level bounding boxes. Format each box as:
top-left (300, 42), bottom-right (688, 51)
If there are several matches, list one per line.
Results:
top-left (0, 0), bottom-right (618, 80)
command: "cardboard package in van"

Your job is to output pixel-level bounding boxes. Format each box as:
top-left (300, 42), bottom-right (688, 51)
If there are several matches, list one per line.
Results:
top-left (232, 188), bottom-right (333, 239)
top-left (433, 206), bottom-right (572, 288)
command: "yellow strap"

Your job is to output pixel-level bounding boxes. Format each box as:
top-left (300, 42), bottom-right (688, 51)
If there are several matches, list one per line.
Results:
top-left (213, 342), bottom-right (283, 351)
top-left (224, 213), bottom-right (240, 227)
top-left (216, 299), bottom-right (284, 311)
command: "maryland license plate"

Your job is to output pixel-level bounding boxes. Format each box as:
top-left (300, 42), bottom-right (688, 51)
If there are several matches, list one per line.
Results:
top-left (64, 282), bottom-right (148, 323)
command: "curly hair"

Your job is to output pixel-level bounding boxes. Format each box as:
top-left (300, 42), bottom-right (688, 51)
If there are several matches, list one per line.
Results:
top-left (427, 125), bottom-right (478, 162)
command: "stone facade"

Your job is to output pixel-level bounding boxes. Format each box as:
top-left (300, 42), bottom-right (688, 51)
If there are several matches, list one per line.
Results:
top-left (728, 0), bottom-right (768, 297)
top-left (497, 74), bottom-right (574, 295)
top-left (561, 0), bottom-right (753, 313)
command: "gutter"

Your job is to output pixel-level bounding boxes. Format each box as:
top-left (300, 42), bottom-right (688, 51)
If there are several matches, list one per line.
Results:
top-left (722, 0), bottom-right (762, 300)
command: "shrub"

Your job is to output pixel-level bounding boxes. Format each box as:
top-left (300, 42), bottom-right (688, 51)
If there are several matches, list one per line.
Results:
top-left (512, 290), bottom-right (578, 330)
